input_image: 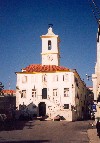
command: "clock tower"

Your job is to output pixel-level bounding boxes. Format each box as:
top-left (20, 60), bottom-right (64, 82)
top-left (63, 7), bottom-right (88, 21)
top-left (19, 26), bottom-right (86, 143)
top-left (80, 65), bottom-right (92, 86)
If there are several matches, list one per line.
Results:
top-left (41, 25), bottom-right (60, 66)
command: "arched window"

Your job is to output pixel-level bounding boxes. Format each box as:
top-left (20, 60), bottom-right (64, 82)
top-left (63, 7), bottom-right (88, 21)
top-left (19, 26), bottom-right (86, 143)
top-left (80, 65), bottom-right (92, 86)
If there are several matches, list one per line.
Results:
top-left (48, 40), bottom-right (51, 50)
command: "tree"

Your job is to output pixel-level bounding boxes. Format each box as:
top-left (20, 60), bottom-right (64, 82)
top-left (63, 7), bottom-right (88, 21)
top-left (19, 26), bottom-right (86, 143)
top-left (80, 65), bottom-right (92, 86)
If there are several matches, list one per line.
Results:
top-left (0, 82), bottom-right (4, 95)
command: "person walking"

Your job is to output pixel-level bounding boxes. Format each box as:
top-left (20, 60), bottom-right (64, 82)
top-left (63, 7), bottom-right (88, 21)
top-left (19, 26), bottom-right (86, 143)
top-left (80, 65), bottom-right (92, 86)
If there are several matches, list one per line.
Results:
top-left (96, 119), bottom-right (100, 138)
top-left (91, 122), bottom-right (94, 128)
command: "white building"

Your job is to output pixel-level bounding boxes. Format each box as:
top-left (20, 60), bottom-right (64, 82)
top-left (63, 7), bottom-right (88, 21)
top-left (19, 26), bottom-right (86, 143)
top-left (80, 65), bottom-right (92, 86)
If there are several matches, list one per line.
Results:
top-left (92, 21), bottom-right (100, 120)
top-left (16, 26), bottom-right (90, 121)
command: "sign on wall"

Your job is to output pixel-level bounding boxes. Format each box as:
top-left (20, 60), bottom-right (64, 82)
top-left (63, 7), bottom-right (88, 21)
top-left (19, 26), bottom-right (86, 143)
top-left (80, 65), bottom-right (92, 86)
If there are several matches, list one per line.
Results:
top-left (92, 104), bottom-right (97, 112)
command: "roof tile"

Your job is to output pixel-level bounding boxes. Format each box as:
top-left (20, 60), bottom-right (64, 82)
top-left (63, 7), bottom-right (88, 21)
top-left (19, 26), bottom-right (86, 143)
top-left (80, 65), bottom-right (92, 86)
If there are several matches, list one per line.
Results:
top-left (23, 64), bottom-right (69, 73)
top-left (2, 90), bottom-right (16, 94)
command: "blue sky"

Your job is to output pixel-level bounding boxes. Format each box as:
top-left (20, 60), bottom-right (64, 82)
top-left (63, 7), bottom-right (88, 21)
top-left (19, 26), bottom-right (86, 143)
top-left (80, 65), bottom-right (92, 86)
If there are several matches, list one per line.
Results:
top-left (0, 0), bottom-right (100, 89)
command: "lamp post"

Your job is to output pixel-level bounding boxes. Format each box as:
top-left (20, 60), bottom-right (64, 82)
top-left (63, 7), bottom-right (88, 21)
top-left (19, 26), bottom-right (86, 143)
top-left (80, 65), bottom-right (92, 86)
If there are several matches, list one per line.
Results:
top-left (86, 74), bottom-right (92, 81)
top-left (85, 74), bottom-right (95, 119)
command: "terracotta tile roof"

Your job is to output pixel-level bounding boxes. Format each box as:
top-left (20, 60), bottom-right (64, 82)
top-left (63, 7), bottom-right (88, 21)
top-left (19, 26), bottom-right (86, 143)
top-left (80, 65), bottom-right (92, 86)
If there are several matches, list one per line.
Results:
top-left (2, 90), bottom-right (16, 94)
top-left (23, 64), bottom-right (70, 73)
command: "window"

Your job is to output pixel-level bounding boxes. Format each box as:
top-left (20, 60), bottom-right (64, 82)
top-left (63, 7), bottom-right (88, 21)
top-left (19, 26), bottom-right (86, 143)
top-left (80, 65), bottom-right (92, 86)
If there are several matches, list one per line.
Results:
top-left (22, 76), bottom-right (27, 83)
top-left (21, 90), bottom-right (26, 98)
top-left (75, 77), bottom-right (78, 87)
top-left (32, 89), bottom-right (36, 98)
top-left (63, 75), bottom-right (64, 81)
top-left (64, 104), bottom-right (69, 109)
top-left (64, 88), bottom-right (69, 97)
top-left (31, 75), bottom-right (37, 83)
top-left (17, 75), bottom-right (20, 83)
top-left (42, 88), bottom-right (47, 99)
top-left (63, 73), bottom-right (69, 81)
top-left (48, 40), bottom-right (51, 50)
top-left (53, 75), bottom-right (58, 82)
top-left (76, 93), bottom-right (79, 99)
top-left (97, 95), bottom-right (100, 103)
top-left (53, 89), bottom-right (58, 97)
top-left (56, 75), bottom-right (58, 81)
top-left (42, 74), bottom-right (47, 82)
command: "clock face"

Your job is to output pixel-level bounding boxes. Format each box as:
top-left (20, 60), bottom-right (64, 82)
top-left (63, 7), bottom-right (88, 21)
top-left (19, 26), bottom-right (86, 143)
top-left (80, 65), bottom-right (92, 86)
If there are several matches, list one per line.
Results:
top-left (47, 55), bottom-right (53, 61)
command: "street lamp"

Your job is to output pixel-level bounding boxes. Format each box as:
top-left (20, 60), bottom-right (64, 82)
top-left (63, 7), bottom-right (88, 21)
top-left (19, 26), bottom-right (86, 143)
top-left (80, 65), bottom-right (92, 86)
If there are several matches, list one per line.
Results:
top-left (86, 74), bottom-right (92, 81)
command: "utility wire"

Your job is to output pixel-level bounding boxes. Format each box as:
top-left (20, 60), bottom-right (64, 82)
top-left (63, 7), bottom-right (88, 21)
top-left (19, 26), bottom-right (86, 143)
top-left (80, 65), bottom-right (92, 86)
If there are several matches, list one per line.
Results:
top-left (88, 0), bottom-right (100, 25)
top-left (92, 0), bottom-right (100, 17)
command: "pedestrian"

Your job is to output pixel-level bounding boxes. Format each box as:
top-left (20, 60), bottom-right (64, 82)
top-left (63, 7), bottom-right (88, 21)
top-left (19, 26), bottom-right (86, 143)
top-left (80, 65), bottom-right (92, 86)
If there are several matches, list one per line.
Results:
top-left (96, 119), bottom-right (100, 138)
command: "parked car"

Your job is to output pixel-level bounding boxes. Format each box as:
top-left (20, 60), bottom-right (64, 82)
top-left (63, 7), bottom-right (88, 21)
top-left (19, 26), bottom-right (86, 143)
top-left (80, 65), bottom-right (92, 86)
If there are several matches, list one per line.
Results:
top-left (54, 115), bottom-right (60, 121)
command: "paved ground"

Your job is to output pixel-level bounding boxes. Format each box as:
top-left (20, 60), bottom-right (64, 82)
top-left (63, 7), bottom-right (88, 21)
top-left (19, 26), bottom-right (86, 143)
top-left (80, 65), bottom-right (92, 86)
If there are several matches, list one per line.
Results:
top-left (87, 121), bottom-right (100, 143)
top-left (88, 128), bottom-right (100, 143)
top-left (0, 119), bottom-right (99, 143)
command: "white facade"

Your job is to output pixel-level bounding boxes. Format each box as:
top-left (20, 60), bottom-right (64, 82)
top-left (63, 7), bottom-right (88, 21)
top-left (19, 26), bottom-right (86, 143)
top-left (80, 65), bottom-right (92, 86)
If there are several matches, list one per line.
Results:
top-left (92, 23), bottom-right (100, 101)
top-left (92, 22), bottom-right (100, 120)
top-left (16, 26), bottom-right (90, 121)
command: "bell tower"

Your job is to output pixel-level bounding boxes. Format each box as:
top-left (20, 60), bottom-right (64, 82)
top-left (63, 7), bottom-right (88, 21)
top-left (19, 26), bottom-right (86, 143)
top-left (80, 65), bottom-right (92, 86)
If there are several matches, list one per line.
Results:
top-left (40, 24), bottom-right (60, 66)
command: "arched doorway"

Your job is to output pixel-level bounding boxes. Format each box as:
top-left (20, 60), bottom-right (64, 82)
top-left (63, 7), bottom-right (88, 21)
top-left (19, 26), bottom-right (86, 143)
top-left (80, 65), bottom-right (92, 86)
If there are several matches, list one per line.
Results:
top-left (39, 102), bottom-right (46, 116)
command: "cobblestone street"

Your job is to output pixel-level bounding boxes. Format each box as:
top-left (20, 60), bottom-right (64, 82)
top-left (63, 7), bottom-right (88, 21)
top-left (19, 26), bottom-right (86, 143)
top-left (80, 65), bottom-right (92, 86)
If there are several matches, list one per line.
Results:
top-left (0, 120), bottom-right (93, 143)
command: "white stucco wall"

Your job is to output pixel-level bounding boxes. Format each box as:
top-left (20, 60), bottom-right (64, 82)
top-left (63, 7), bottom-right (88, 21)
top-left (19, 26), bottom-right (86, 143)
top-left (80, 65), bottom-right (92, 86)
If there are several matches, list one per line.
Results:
top-left (92, 30), bottom-right (100, 101)
top-left (41, 27), bottom-right (60, 66)
top-left (16, 70), bottom-right (88, 121)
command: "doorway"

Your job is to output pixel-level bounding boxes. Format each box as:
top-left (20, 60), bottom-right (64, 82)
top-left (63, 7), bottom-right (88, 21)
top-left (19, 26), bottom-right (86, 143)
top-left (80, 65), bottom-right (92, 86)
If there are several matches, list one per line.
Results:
top-left (38, 102), bottom-right (46, 116)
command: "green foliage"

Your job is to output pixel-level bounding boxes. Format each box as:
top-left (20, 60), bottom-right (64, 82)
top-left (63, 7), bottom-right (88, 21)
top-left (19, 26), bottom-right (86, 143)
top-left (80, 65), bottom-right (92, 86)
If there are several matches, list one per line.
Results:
top-left (0, 82), bottom-right (4, 93)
